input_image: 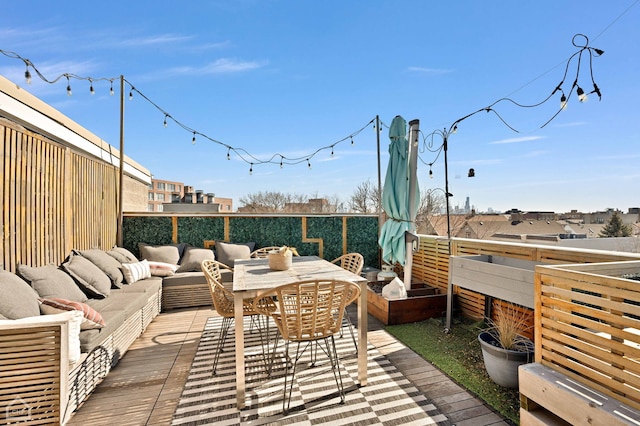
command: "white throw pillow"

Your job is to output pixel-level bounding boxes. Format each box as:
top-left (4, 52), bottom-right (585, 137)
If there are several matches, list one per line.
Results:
top-left (121, 260), bottom-right (152, 284)
top-left (148, 261), bottom-right (179, 277)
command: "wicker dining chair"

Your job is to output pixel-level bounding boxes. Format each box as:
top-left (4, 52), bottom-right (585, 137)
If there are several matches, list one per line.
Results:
top-left (253, 279), bottom-right (361, 413)
top-left (250, 246), bottom-right (282, 258)
top-left (201, 259), bottom-right (276, 374)
top-left (331, 253), bottom-right (364, 346)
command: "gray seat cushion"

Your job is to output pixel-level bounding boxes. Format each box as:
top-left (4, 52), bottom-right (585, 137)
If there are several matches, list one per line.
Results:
top-left (176, 247), bottom-right (215, 273)
top-left (116, 277), bottom-right (162, 293)
top-left (215, 242), bottom-right (253, 268)
top-left (138, 243), bottom-right (186, 265)
top-left (86, 292), bottom-right (148, 319)
top-left (106, 246), bottom-right (137, 264)
top-left (162, 271), bottom-right (208, 287)
top-left (78, 249), bottom-right (125, 288)
top-left (79, 309), bottom-right (126, 353)
top-left (17, 264), bottom-right (88, 302)
top-left (0, 270), bottom-right (40, 319)
top-left (62, 254), bottom-right (111, 298)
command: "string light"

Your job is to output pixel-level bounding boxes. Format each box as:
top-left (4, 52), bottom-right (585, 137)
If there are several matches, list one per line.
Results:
top-left (89, 79), bottom-right (95, 95)
top-left (417, 33), bottom-right (604, 242)
top-left (576, 85), bottom-right (588, 102)
top-left (192, 132), bottom-right (196, 144)
top-left (1, 34), bottom-right (602, 175)
top-left (307, 159), bottom-right (311, 169)
top-left (65, 75), bottom-right (72, 96)
top-left (0, 48), bottom-right (375, 173)
top-left (249, 163), bottom-right (253, 175)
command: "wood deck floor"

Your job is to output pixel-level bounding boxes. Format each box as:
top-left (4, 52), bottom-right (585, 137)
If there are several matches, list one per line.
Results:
top-left (67, 307), bottom-right (511, 426)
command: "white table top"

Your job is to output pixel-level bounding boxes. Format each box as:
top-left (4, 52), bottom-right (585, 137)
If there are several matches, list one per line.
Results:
top-left (233, 255), bottom-right (366, 293)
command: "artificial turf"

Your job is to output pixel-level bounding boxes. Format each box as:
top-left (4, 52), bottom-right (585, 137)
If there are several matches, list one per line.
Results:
top-left (385, 317), bottom-right (520, 424)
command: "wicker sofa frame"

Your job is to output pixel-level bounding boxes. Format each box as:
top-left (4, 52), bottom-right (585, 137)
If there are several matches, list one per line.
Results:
top-left (0, 282), bottom-right (162, 424)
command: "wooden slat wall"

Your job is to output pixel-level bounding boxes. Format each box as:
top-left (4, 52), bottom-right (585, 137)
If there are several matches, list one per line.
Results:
top-left (0, 324), bottom-right (65, 424)
top-left (536, 261), bottom-right (640, 410)
top-left (411, 236), bottom-right (640, 321)
top-left (1, 120), bottom-right (118, 272)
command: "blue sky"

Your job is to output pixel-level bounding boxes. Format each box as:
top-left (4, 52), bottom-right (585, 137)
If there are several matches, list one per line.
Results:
top-left (1, 1), bottom-right (639, 213)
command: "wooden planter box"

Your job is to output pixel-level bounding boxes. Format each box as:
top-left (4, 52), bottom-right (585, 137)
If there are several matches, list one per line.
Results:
top-left (366, 281), bottom-right (447, 325)
top-left (450, 255), bottom-right (539, 308)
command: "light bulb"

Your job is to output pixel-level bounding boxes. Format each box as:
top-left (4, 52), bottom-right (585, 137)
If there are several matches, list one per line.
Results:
top-left (227, 150), bottom-right (231, 160)
top-left (560, 94), bottom-right (567, 110)
top-left (249, 164), bottom-right (253, 175)
top-left (25, 69), bottom-right (31, 84)
top-left (351, 137), bottom-right (354, 145)
top-left (192, 133), bottom-right (196, 144)
top-left (66, 84), bottom-right (72, 96)
top-left (577, 86), bottom-right (588, 103)
top-left (129, 90), bottom-right (133, 100)
top-left (429, 168), bottom-right (433, 179)
top-left (90, 83), bottom-right (95, 95)
top-left (109, 84), bottom-right (114, 96)
top-left (307, 159), bottom-right (311, 169)
top-left (163, 116), bottom-right (168, 128)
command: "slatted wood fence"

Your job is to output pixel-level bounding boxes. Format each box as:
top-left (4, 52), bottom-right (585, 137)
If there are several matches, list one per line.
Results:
top-left (1, 119), bottom-right (119, 272)
top-left (534, 260), bottom-right (640, 411)
top-left (411, 236), bottom-right (640, 323)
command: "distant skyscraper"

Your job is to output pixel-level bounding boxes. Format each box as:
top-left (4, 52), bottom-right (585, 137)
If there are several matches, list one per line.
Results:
top-left (464, 197), bottom-right (471, 214)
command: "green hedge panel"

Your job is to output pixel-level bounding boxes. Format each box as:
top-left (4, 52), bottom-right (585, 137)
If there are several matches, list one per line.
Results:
top-left (177, 217), bottom-right (225, 247)
top-left (122, 215), bottom-right (380, 266)
top-left (122, 216), bottom-right (173, 258)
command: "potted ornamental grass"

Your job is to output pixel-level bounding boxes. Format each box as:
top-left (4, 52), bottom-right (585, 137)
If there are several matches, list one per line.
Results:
top-left (478, 302), bottom-right (534, 388)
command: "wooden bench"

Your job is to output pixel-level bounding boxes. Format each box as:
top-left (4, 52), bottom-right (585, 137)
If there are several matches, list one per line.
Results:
top-left (519, 363), bottom-right (640, 425)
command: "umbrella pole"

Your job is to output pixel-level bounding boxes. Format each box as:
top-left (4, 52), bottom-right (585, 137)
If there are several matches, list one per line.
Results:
top-left (403, 119), bottom-right (420, 290)
top-left (376, 115), bottom-right (384, 237)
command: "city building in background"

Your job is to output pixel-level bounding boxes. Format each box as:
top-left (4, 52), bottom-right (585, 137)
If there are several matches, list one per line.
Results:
top-left (148, 179), bottom-right (232, 213)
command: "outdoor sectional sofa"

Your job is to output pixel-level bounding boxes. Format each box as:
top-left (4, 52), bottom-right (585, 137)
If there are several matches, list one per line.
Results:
top-left (0, 242), bottom-right (244, 424)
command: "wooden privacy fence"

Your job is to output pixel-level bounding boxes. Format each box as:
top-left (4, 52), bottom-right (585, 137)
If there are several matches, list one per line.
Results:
top-left (411, 236), bottom-right (640, 321)
top-left (1, 119), bottom-right (119, 272)
top-left (535, 260), bottom-right (640, 411)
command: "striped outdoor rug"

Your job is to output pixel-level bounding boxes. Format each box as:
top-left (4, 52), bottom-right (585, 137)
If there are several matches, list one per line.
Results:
top-left (172, 316), bottom-right (447, 425)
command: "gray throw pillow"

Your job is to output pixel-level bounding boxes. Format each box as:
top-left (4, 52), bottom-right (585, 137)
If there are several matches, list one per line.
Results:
top-left (0, 270), bottom-right (41, 319)
top-left (176, 247), bottom-right (215, 273)
top-left (139, 243), bottom-right (181, 265)
top-left (107, 246), bottom-right (138, 264)
top-left (62, 254), bottom-right (111, 298)
top-left (17, 264), bottom-right (88, 302)
top-left (78, 249), bottom-right (125, 288)
top-left (216, 242), bottom-right (253, 268)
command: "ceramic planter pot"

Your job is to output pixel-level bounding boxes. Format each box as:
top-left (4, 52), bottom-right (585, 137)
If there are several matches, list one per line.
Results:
top-left (478, 331), bottom-right (534, 388)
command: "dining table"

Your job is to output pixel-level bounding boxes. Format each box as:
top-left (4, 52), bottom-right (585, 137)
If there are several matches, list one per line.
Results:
top-left (232, 255), bottom-right (368, 409)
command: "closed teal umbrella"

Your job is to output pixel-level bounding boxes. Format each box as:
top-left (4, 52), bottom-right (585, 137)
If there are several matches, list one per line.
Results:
top-left (378, 115), bottom-right (420, 266)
